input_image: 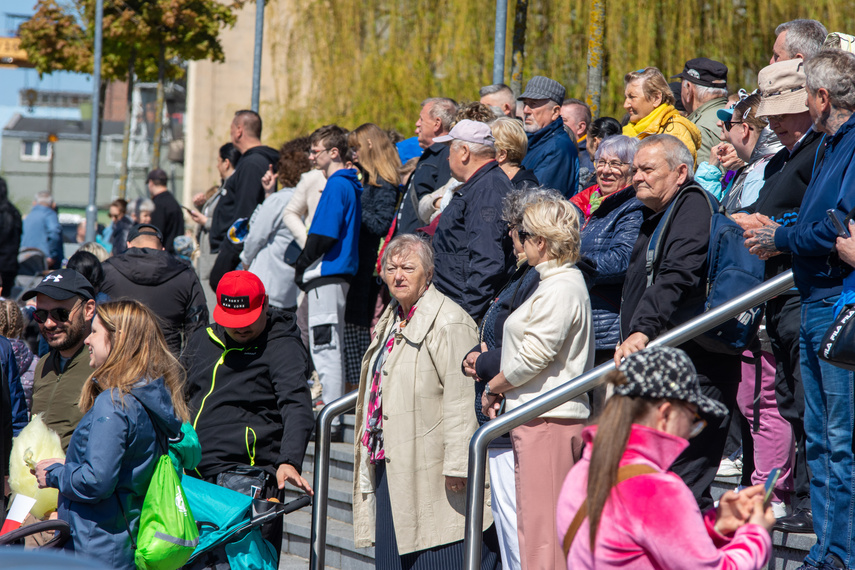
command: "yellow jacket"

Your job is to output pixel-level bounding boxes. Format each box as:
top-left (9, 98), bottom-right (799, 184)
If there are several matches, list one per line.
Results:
top-left (623, 103), bottom-right (702, 166)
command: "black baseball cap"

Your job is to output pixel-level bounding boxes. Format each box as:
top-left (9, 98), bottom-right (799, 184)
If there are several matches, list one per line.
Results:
top-left (671, 58), bottom-right (728, 89)
top-left (22, 269), bottom-right (95, 301)
top-left (127, 223), bottom-right (163, 243)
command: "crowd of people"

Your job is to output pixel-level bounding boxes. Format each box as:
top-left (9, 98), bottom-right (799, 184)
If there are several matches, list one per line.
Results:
top-left (1, 16), bottom-right (855, 570)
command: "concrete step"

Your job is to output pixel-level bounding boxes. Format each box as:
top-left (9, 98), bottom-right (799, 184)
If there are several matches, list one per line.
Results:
top-left (284, 471), bottom-right (353, 524)
top-left (283, 509), bottom-right (374, 570)
top-left (302, 441), bottom-right (356, 485)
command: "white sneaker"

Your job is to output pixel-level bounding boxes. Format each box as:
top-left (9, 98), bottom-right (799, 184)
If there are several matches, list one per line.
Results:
top-left (770, 501), bottom-right (788, 519)
top-left (717, 457), bottom-right (743, 477)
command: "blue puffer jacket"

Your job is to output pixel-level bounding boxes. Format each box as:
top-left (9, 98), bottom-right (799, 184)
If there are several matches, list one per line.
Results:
top-left (46, 377), bottom-right (182, 570)
top-left (578, 186), bottom-right (644, 350)
top-left (521, 117), bottom-right (580, 198)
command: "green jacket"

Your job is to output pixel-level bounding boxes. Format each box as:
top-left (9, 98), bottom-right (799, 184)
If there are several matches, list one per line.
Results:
top-left (31, 345), bottom-right (90, 451)
top-left (688, 97), bottom-right (728, 168)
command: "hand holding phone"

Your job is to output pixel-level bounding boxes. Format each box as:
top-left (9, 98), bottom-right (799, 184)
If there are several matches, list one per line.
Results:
top-left (763, 467), bottom-right (783, 508)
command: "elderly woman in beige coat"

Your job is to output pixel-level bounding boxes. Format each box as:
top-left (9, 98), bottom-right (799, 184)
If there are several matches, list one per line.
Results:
top-left (352, 234), bottom-right (498, 570)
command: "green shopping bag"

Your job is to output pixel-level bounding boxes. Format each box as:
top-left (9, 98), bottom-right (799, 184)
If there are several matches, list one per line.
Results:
top-left (134, 454), bottom-right (200, 570)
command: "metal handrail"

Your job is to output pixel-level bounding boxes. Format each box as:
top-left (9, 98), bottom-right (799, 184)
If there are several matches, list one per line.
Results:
top-left (310, 390), bottom-right (358, 570)
top-left (462, 270), bottom-right (796, 570)
top-left (306, 271), bottom-right (796, 570)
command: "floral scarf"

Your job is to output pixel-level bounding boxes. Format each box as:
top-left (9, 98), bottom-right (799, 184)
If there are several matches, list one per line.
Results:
top-left (361, 299), bottom-right (420, 465)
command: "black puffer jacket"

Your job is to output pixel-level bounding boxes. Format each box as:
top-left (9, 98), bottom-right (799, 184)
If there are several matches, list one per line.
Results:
top-left (0, 179), bottom-right (22, 278)
top-left (579, 186), bottom-right (644, 350)
top-left (101, 248), bottom-right (208, 355)
top-left (181, 309), bottom-right (314, 478)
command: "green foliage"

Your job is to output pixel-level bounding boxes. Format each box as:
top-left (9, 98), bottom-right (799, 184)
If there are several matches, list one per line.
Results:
top-left (267, 0), bottom-right (855, 141)
top-left (18, 0), bottom-right (238, 81)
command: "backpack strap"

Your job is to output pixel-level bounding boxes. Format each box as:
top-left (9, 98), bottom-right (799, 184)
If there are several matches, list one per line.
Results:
top-left (562, 464), bottom-right (658, 558)
top-left (645, 184), bottom-right (717, 288)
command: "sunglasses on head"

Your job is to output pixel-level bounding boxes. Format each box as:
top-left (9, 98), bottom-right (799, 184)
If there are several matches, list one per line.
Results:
top-left (33, 302), bottom-right (80, 324)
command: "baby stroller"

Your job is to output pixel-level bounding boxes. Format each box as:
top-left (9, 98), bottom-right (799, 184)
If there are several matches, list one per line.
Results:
top-left (182, 475), bottom-right (311, 570)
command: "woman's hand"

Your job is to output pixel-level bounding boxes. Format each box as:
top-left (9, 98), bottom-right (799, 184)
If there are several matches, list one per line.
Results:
top-left (714, 485), bottom-right (763, 535)
top-left (463, 342), bottom-right (488, 379)
top-left (445, 476), bottom-right (466, 493)
top-left (277, 463), bottom-right (314, 496)
top-left (33, 458), bottom-right (64, 488)
top-left (747, 495), bottom-right (777, 532)
top-left (481, 391), bottom-right (502, 419)
top-left (192, 192), bottom-right (207, 209)
top-left (261, 165), bottom-right (276, 193)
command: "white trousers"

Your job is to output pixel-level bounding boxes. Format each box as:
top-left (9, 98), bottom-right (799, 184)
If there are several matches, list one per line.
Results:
top-left (489, 446), bottom-right (521, 570)
top-left (307, 282), bottom-right (348, 425)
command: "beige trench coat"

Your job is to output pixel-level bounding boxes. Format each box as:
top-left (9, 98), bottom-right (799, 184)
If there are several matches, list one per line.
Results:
top-left (352, 286), bottom-right (492, 554)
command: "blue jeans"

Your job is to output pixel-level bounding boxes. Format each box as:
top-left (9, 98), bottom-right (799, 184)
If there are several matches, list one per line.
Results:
top-left (801, 295), bottom-right (855, 568)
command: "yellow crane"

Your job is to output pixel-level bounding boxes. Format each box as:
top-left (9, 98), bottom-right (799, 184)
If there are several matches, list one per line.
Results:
top-left (0, 36), bottom-right (32, 69)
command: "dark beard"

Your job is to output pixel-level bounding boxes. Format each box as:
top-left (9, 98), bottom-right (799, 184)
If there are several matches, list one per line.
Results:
top-left (50, 313), bottom-right (88, 353)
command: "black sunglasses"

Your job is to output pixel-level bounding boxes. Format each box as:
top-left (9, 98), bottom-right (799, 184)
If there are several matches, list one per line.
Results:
top-left (724, 120), bottom-right (744, 131)
top-left (517, 229), bottom-right (533, 243)
top-left (33, 302), bottom-right (80, 325)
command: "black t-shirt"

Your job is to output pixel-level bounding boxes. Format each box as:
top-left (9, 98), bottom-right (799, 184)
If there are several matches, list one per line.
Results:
top-left (149, 191), bottom-right (185, 254)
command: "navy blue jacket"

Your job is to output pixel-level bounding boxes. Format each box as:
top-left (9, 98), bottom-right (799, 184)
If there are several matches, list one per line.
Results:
top-left (775, 114), bottom-right (855, 302)
top-left (579, 186), bottom-right (645, 350)
top-left (46, 378), bottom-right (182, 570)
top-left (397, 143), bottom-right (452, 235)
top-left (0, 335), bottom-right (26, 435)
top-left (433, 161), bottom-right (515, 320)
top-left (521, 118), bottom-right (579, 197)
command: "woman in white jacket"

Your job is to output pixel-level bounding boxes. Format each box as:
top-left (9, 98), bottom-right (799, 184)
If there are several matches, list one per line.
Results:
top-left (480, 198), bottom-right (594, 570)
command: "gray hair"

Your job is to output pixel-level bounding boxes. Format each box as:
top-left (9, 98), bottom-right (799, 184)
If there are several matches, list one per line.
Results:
top-left (805, 49), bottom-right (855, 111)
top-left (502, 185), bottom-right (564, 226)
top-left (380, 234), bottom-right (434, 280)
top-left (422, 97), bottom-right (458, 132)
top-left (138, 198), bottom-right (155, 213)
top-left (34, 191), bottom-right (53, 206)
top-left (452, 139), bottom-right (496, 159)
top-left (776, 19), bottom-right (828, 60)
top-left (637, 135), bottom-right (695, 181)
top-left (479, 83), bottom-right (514, 98)
top-left (594, 135), bottom-right (639, 164)
top-left (693, 84), bottom-right (729, 103)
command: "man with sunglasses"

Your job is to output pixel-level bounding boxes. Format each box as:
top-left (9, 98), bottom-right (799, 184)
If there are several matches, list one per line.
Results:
top-left (22, 269), bottom-right (96, 450)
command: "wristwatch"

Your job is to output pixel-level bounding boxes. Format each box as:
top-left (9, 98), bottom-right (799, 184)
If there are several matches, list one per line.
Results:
top-left (484, 383), bottom-right (496, 397)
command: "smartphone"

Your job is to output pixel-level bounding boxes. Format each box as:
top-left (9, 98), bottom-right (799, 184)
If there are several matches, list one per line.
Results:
top-left (181, 205), bottom-right (193, 214)
top-left (763, 467), bottom-right (783, 508)
top-left (828, 209), bottom-right (850, 238)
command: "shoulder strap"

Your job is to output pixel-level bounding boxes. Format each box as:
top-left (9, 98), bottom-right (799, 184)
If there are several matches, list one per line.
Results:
top-left (645, 185), bottom-right (716, 287)
top-left (562, 464), bottom-right (658, 558)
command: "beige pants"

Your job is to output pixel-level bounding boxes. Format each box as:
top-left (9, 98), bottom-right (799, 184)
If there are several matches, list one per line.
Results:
top-left (511, 418), bottom-right (584, 570)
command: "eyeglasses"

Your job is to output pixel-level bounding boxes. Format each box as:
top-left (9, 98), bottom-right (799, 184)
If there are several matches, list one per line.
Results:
top-left (309, 147), bottom-right (329, 157)
top-left (517, 229), bottom-right (533, 243)
top-left (682, 405), bottom-right (707, 439)
top-left (595, 159), bottom-right (629, 171)
top-left (33, 301), bottom-right (81, 325)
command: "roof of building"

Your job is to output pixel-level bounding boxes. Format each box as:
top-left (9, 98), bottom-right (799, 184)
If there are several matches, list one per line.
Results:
top-left (2, 114), bottom-right (125, 139)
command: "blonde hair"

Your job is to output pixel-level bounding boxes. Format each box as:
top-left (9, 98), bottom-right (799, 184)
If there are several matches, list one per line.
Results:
top-left (624, 67), bottom-right (675, 107)
top-left (522, 199), bottom-right (581, 264)
top-left (347, 123), bottom-right (402, 187)
top-left (78, 241), bottom-right (109, 262)
top-left (0, 299), bottom-right (23, 339)
top-left (78, 300), bottom-right (190, 422)
top-left (490, 117), bottom-right (528, 165)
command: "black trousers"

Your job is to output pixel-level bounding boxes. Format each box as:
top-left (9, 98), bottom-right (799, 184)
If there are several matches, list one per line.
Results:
top-left (766, 293), bottom-right (811, 511)
top-left (670, 344), bottom-right (740, 512)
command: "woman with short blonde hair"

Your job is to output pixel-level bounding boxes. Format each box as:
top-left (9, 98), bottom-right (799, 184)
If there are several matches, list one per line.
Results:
top-left (491, 117), bottom-right (539, 188)
top-left (622, 67), bottom-right (701, 164)
top-left (480, 197), bottom-right (594, 569)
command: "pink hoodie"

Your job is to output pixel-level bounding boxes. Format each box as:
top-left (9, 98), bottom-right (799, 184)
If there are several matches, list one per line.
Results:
top-left (556, 425), bottom-right (771, 569)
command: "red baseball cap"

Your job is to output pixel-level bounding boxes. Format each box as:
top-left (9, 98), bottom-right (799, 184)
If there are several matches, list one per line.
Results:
top-left (213, 271), bottom-right (266, 328)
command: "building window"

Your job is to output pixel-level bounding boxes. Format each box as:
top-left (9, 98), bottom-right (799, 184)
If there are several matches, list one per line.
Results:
top-left (21, 140), bottom-right (52, 161)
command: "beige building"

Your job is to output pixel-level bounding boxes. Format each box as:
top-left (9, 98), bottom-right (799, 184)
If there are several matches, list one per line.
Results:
top-left (184, 0), bottom-right (312, 205)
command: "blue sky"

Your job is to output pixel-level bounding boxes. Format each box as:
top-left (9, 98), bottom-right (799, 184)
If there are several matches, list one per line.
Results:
top-left (0, 1), bottom-right (93, 155)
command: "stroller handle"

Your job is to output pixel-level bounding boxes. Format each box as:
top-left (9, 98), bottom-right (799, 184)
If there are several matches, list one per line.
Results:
top-left (281, 494), bottom-right (312, 515)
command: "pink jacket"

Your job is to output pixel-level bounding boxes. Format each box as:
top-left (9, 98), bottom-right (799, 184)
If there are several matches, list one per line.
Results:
top-left (556, 425), bottom-right (771, 569)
